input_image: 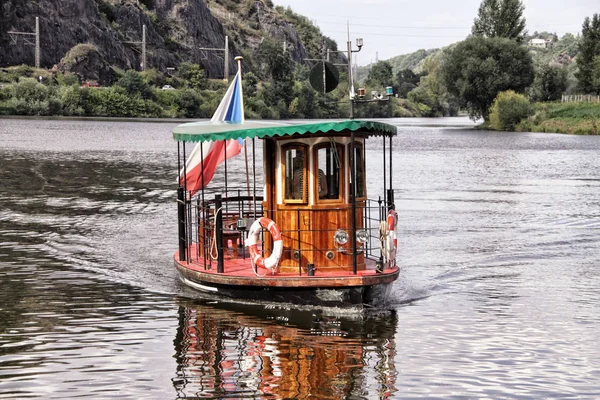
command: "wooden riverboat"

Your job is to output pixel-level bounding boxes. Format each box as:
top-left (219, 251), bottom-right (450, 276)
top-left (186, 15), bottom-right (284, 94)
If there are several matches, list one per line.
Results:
top-left (173, 57), bottom-right (398, 307)
top-left (174, 120), bottom-right (399, 307)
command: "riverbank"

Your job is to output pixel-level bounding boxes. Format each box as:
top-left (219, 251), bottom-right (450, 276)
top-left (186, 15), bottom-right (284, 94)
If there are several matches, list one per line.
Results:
top-left (518, 102), bottom-right (600, 135)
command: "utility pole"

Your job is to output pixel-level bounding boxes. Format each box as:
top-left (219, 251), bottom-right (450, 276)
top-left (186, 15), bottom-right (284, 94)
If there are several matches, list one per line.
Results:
top-left (305, 23), bottom-right (362, 116)
top-left (123, 24), bottom-right (147, 70)
top-left (35, 17), bottom-right (40, 68)
top-left (346, 22), bottom-right (363, 119)
top-left (8, 16), bottom-right (40, 68)
top-left (141, 24), bottom-right (146, 71)
top-left (198, 35), bottom-right (229, 81)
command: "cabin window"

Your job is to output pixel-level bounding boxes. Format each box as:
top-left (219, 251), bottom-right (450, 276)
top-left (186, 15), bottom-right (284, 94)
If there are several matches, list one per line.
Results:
top-left (350, 142), bottom-right (366, 199)
top-left (315, 143), bottom-right (343, 201)
top-left (283, 145), bottom-right (307, 202)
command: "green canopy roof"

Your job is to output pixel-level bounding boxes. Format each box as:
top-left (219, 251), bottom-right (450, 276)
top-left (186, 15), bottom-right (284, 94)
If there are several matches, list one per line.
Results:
top-left (172, 120), bottom-right (397, 142)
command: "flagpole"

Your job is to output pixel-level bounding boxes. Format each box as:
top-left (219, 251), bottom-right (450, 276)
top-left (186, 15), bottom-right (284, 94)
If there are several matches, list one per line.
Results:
top-left (236, 56), bottom-right (251, 199)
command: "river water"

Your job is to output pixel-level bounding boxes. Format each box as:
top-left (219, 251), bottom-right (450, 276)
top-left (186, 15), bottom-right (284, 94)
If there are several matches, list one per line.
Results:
top-left (1, 117), bottom-right (599, 399)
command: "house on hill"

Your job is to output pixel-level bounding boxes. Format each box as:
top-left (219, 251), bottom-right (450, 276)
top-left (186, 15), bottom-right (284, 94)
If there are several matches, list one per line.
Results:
top-left (529, 38), bottom-right (553, 48)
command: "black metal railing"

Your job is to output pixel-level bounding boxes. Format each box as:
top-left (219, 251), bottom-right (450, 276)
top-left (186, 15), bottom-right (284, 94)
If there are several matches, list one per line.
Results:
top-left (180, 190), bottom-right (392, 274)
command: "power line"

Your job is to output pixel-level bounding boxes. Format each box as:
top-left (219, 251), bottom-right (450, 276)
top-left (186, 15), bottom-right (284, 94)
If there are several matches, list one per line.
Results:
top-left (316, 21), bottom-right (471, 30)
top-left (321, 29), bottom-right (468, 39)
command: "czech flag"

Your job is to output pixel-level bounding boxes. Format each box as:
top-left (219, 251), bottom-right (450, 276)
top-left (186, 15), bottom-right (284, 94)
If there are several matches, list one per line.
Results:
top-left (179, 65), bottom-right (244, 196)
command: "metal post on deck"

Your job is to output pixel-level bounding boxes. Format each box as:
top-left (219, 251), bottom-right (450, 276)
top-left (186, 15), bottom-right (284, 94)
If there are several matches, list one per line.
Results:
top-left (215, 194), bottom-right (224, 273)
top-left (350, 132), bottom-right (357, 275)
top-left (177, 187), bottom-right (187, 261)
top-left (389, 135), bottom-right (393, 198)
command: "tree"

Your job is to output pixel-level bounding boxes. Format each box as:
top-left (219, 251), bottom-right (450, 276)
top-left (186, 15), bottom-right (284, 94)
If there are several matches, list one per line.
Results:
top-left (576, 14), bottom-right (600, 94)
top-left (255, 39), bottom-right (295, 115)
top-left (115, 70), bottom-right (152, 99)
top-left (442, 36), bottom-right (534, 120)
top-left (472, 0), bottom-right (527, 43)
top-left (177, 62), bottom-right (207, 90)
top-left (367, 61), bottom-right (393, 88)
top-left (532, 65), bottom-right (568, 101)
top-left (407, 52), bottom-right (457, 117)
top-left (395, 68), bottom-right (421, 98)
top-left (593, 56), bottom-right (600, 93)
top-left (489, 90), bottom-right (533, 131)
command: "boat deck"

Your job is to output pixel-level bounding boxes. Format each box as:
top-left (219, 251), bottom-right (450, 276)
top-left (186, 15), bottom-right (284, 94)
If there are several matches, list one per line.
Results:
top-left (175, 244), bottom-right (399, 288)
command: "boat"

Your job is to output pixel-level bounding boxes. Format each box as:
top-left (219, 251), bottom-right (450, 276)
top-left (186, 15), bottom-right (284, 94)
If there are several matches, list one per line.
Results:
top-left (173, 58), bottom-right (399, 307)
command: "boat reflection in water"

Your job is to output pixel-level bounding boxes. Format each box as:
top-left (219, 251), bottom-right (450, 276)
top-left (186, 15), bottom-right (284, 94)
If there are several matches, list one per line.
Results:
top-left (172, 300), bottom-right (398, 398)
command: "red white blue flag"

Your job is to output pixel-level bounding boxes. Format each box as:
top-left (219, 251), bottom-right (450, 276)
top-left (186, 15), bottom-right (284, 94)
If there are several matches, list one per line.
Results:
top-left (179, 65), bottom-right (244, 196)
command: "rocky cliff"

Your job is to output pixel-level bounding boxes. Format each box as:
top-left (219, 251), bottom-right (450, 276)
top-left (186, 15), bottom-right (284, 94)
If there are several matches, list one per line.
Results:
top-left (0, 0), bottom-right (316, 83)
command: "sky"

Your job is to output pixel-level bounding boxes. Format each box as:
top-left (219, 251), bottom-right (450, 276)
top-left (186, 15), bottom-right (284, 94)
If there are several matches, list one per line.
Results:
top-left (274, 0), bottom-right (597, 65)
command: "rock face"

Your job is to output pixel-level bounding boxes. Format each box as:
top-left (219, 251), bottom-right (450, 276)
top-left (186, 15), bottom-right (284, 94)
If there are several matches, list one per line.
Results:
top-left (0, 0), bottom-right (312, 84)
top-left (52, 43), bottom-right (118, 84)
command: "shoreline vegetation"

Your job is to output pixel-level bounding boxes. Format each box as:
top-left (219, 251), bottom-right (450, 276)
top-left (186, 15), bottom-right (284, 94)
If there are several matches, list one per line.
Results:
top-left (478, 101), bottom-right (600, 135)
top-left (1, 66), bottom-right (599, 135)
top-left (520, 102), bottom-right (600, 135)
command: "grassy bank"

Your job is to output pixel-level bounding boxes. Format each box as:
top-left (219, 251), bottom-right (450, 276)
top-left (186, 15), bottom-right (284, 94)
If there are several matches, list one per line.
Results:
top-left (518, 102), bottom-right (600, 135)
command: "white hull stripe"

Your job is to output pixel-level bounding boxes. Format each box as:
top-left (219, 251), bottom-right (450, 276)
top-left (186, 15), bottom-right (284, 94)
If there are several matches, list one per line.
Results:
top-left (182, 277), bottom-right (218, 292)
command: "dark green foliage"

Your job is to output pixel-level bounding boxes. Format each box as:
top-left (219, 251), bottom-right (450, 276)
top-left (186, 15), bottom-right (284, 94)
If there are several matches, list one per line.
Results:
top-left (289, 83), bottom-right (319, 118)
top-left (395, 69), bottom-right (422, 98)
top-left (255, 39), bottom-right (295, 114)
top-left (256, 39), bottom-right (293, 82)
top-left (576, 14), bottom-right (600, 94)
top-left (115, 70), bottom-right (153, 99)
top-left (177, 89), bottom-right (202, 118)
top-left (553, 33), bottom-right (580, 58)
top-left (489, 90), bottom-right (533, 130)
top-left (367, 61), bottom-right (393, 88)
top-left (472, 0), bottom-right (527, 43)
top-left (87, 87), bottom-right (146, 117)
top-left (396, 69), bottom-right (420, 86)
top-left (11, 77), bottom-right (49, 102)
top-left (57, 85), bottom-right (85, 116)
top-left (97, 1), bottom-right (115, 22)
top-left (531, 65), bottom-right (568, 101)
top-left (177, 63), bottom-right (207, 90)
top-left (397, 82), bottom-right (416, 98)
top-left (242, 71), bottom-right (259, 97)
top-left (442, 36), bottom-right (534, 120)
top-left (593, 56), bottom-right (600, 92)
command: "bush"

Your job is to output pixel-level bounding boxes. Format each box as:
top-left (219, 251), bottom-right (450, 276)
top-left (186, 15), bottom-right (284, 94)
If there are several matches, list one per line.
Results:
top-left (116, 70), bottom-right (153, 99)
top-left (489, 90), bottom-right (534, 131)
top-left (87, 86), bottom-right (146, 117)
top-left (12, 77), bottom-right (49, 102)
top-left (57, 85), bottom-right (85, 116)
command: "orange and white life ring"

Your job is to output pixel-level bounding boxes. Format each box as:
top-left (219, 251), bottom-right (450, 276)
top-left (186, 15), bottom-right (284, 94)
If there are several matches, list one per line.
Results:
top-left (386, 210), bottom-right (398, 266)
top-left (245, 217), bottom-right (283, 270)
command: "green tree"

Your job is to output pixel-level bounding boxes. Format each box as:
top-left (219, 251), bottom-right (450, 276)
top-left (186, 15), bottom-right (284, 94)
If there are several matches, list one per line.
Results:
top-left (442, 36), bottom-right (534, 120)
top-left (472, 0), bottom-right (527, 43)
top-left (177, 62), bottom-right (207, 90)
top-left (489, 90), bottom-right (533, 130)
top-left (367, 61), bottom-right (393, 88)
top-left (255, 39), bottom-right (295, 115)
top-left (576, 14), bottom-right (600, 94)
top-left (532, 64), bottom-right (568, 101)
top-left (593, 55), bottom-right (600, 93)
top-left (408, 53), bottom-right (456, 117)
top-left (116, 70), bottom-right (152, 99)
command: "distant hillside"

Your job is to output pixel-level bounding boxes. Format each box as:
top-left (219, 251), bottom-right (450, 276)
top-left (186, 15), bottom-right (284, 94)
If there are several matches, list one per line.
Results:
top-left (356, 33), bottom-right (581, 84)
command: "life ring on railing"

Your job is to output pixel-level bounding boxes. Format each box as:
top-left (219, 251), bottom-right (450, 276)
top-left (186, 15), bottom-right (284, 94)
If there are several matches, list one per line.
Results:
top-left (386, 210), bottom-right (398, 266)
top-left (245, 217), bottom-right (283, 270)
